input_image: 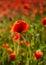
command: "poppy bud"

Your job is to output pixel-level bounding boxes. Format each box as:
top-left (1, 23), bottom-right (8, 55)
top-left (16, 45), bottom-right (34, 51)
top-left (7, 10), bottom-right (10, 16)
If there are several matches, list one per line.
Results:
top-left (25, 41), bottom-right (30, 47)
top-left (7, 48), bottom-right (12, 53)
top-left (2, 44), bottom-right (9, 48)
top-left (21, 52), bottom-right (25, 57)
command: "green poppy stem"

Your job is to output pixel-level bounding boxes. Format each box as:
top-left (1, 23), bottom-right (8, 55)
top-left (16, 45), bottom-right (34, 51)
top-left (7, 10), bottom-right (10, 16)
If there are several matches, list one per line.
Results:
top-left (25, 52), bottom-right (29, 65)
top-left (1, 49), bottom-right (5, 65)
top-left (36, 60), bottom-right (39, 65)
top-left (14, 42), bottom-right (16, 53)
top-left (17, 33), bottom-right (20, 55)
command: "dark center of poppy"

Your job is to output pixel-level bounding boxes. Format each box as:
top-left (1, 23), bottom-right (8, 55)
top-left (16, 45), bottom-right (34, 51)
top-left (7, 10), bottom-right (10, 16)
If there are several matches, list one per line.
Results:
top-left (43, 20), bottom-right (46, 25)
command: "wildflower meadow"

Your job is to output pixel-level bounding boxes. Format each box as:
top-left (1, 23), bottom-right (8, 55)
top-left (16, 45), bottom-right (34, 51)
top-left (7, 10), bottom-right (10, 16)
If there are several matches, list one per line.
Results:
top-left (0, 0), bottom-right (46, 65)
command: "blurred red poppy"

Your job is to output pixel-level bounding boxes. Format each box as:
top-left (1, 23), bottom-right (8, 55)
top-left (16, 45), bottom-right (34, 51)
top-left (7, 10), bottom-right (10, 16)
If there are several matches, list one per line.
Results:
top-left (8, 53), bottom-right (16, 61)
top-left (10, 20), bottom-right (29, 33)
top-left (42, 18), bottom-right (46, 26)
top-left (7, 48), bottom-right (12, 53)
top-left (2, 44), bottom-right (9, 48)
top-left (34, 51), bottom-right (43, 59)
top-left (23, 4), bottom-right (30, 10)
top-left (0, 0), bottom-right (45, 17)
top-left (25, 41), bottom-right (30, 47)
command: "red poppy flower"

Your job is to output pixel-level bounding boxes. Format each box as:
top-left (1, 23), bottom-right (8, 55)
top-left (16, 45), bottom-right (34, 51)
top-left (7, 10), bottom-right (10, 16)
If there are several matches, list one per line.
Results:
top-left (34, 51), bottom-right (43, 59)
top-left (42, 18), bottom-right (46, 26)
top-left (8, 53), bottom-right (16, 61)
top-left (2, 44), bottom-right (9, 48)
top-left (23, 4), bottom-right (30, 10)
top-left (10, 20), bottom-right (29, 33)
